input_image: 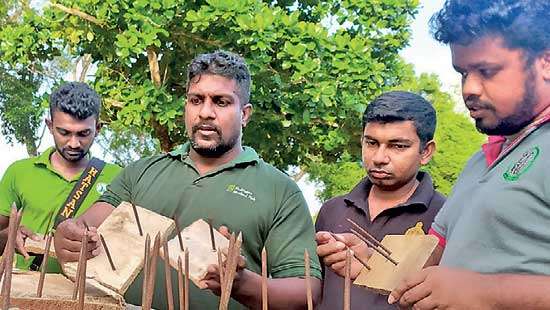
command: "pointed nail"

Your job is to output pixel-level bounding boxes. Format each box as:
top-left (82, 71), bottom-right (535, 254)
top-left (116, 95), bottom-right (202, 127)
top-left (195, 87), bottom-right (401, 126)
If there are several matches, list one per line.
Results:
top-left (387, 294), bottom-right (396, 304)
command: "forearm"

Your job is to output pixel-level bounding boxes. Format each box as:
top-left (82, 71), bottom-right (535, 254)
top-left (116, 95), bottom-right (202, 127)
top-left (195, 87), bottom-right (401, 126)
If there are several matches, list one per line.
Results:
top-left (233, 270), bottom-right (321, 310)
top-left (484, 274), bottom-right (550, 309)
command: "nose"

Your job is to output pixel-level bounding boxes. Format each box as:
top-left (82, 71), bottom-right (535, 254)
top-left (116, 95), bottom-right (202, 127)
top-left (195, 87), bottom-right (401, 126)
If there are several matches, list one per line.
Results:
top-left (372, 145), bottom-right (390, 165)
top-left (67, 135), bottom-right (81, 149)
top-left (462, 73), bottom-right (483, 102)
top-left (198, 98), bottom-right (216, 119)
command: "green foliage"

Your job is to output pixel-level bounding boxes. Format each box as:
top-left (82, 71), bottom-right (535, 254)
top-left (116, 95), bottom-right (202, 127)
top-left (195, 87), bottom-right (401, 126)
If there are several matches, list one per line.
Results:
top-left (0, 0), bottom-right (419, 169)
top-left (0, 1), bottom-right (67, 156)
top-left (0, 65), bottom-right (44, 156)
top-left (308, 68), bottom-right (485, 200)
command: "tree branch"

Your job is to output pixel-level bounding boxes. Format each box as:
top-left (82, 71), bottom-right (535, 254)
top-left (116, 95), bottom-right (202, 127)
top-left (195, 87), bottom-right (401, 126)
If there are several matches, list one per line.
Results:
top-left (292, 167), bottom-right (307, 182)
top-left (79, 54), bottom-right (92, 82)
top-left (146, 47), bottom-right (162, 88)
top-left (50, 3), bottom-right (104, 27)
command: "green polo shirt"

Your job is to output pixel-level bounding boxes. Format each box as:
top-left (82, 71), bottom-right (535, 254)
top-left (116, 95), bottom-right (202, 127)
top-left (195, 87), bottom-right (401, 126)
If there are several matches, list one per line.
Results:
top-left (99, 143), bottom-right (321, 309)
top-left (0, 147), bottom-right (121, 271)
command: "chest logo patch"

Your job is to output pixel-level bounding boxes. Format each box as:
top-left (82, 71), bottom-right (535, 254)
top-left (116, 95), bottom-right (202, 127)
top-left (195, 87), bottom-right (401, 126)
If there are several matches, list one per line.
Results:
top-left (96, 182), bottom-right (108, 195)
top-left (503, 146), bottom-right (540, 182)
top-left (226, 184), bottom-right (256, 202)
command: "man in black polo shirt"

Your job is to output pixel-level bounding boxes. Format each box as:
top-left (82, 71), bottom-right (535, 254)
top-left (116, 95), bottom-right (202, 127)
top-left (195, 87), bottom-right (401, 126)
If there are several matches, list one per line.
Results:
top-left (315, 91), bottom-right (445, 309)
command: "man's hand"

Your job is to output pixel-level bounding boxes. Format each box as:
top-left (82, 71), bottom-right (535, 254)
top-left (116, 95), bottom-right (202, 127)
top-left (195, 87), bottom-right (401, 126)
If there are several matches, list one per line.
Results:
top-left (15, 225), bottom-right (40, 260)
top-left (0, 224), bottom-right (40, 260)
top-left (316, 231), bottom-right (372, 280)
top-left (389, 266), bottom-right (492, 310)
top-left (200, 225), bottom-right (247, 295)
top-left (54, 219), bottom-right (100, 263)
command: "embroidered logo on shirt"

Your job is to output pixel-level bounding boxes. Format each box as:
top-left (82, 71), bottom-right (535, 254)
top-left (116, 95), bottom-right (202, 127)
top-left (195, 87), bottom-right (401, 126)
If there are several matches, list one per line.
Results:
top-left (226, 184), bottom-right (256, 202)
top-left (503, 146), bottom-right (540, 182)
top-left (96, 182), bottom-right (108, 195)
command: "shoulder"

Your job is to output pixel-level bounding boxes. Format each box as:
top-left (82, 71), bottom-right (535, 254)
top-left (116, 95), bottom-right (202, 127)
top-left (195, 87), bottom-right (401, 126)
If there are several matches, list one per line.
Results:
top-left (254, 159), bottom-right (301, 192)
top-left (123, 153), bottom-right (174, 173)
top-left (1, 157), bottom-right (37, 178)
top-left (430, 190), bottom-right (446, 210)
top-left (317, 194), bottom-right (347, 220)
top-left (101, 162), bottom-right (122, 174)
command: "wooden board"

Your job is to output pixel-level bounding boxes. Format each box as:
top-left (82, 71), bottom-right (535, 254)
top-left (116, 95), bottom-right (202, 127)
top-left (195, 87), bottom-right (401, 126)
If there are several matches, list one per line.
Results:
top-left (161, 219), bottom-right (229, 289)
top-left (63, 202), bottom-right (175, 296)
top-left (24, 235), bottom-right (56, 259)
top-left (353, 235), bottom-right (438, 295)
top-left (0, 270), bottom-right (124, 310)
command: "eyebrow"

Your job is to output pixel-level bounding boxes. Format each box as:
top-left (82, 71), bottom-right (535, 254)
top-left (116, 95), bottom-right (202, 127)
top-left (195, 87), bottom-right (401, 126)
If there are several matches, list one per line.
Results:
top-left (364, 135), bottom-right (414, 143)
top-left (187, 92), bottom-right (235, 99)
top-left (453, 61), bottom-right (502, 72)
top-left (55, 127), bottom-right (91, 134)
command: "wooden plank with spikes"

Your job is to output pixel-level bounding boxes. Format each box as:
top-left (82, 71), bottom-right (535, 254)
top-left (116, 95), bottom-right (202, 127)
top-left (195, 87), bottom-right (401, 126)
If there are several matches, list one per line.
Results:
top-left (62, 202), bottom-right (174, 296)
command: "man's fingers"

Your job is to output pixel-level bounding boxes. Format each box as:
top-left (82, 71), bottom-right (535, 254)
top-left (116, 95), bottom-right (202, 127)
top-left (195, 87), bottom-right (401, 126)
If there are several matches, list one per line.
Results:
top-left (338, 233), bottom-right (363, 247)
top-left (237, 255), bottom-right (246, 269)
top-left (315, 231), bottom-right (334, 245)
top-left (322, 247), bottom-right (348, 266)
top-left (409, 294), bottom-right (437, 310)
top-left (56, 249), bottom-right (81, 262)
top-left (218, 225), bottom-right (231, 239)
top-left (19, 226), bottom-right (40, 241)
top-left (316, 240), bottom-right (345, 258)
top-left (58, 220), bottom-right (86, 241)
top-left (389, 270), bottom-right (429, 304)
top-left (61, 238), bottom-right (98, 253)
top-left (15, 234), bottom-right (30, 260)
top-left (398, 281), bottom-right (432, 308)
top-left (201, 280), bottom-right (222, 296)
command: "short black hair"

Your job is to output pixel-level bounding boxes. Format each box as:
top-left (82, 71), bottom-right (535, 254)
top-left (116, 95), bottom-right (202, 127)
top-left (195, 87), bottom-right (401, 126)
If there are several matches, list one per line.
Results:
top-left (49, 82), bottom-right (101, 120)
top-left (186, 50), bottom-right (251, 104)
top-left (430, 0), bottom-right (550, 59)
top-left (363, 91), bottom-right (436, 148)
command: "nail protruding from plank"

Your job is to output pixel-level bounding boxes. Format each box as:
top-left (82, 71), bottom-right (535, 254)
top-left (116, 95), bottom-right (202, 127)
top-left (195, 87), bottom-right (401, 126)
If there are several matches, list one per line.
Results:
top-left (100, 234), bottom-right (117, 271)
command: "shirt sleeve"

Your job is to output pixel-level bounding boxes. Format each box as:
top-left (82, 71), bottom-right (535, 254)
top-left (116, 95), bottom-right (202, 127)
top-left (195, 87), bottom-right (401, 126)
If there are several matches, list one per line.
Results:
top-left (96, 164), bottom-right (134, 208)
top-left (265, 190), bottom-right (322, 280)
top-left (0, 164), bottom-right (21, 216)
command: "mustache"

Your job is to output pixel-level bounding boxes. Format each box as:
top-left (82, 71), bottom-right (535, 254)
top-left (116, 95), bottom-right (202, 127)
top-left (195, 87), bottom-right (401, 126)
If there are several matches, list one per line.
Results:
top-left (62, 147), bottom-right (84, 153)
top-left (465, 99), bottom-right (494, 111)
top-left (191, 122), bottom-right (221, 134)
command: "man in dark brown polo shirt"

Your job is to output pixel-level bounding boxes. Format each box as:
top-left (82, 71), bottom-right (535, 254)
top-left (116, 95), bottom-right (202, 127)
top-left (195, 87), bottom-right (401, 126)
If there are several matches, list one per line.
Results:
top-left (315, 90), bottom-right (445, 309)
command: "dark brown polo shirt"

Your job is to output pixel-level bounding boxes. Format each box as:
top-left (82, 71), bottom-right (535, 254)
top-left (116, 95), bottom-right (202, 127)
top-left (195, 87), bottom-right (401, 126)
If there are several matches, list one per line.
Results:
top-left (315, 171), bottom-right (445, 310)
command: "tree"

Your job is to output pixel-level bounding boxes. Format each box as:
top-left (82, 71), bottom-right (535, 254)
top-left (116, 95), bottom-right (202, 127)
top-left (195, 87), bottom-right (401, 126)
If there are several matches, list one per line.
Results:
top-left (308, 67), bottom-right (485, 200)
top-left (0, 0), bottom-right (419, 169)
top-left (0, 1), bottom-right (69, 156)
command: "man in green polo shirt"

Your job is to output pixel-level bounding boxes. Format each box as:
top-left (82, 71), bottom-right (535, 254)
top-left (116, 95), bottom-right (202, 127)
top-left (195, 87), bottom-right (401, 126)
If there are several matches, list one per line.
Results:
top-left (0, 82), bottom-right (121, 271)
top-left (54, 51), bottom-right (321, 309)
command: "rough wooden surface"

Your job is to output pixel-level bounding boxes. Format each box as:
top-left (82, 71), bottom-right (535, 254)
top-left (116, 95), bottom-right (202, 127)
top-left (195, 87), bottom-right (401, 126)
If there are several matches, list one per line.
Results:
top-left (0, 270), bottom-right (124, 310)
top-left (161, 219), bottom-right (229, 289)
top-left (24, 235), bottom-right (57, 258)
top-left (353, 235), bottom-right (438, 295)
top-left (63, 202), bottom-right (175, 295)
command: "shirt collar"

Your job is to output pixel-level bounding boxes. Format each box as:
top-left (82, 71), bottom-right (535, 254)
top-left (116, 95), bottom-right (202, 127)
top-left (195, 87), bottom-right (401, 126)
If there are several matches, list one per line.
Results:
top-left (343, 171), bottom-right (435, 212)
top-left (33, 147), bottom-right (56, 169)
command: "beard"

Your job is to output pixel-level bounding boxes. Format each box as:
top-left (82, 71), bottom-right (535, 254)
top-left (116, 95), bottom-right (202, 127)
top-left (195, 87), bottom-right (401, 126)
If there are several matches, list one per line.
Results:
top-left (56, 145), bottom-right (88, 162)
top-left (189, 123), bottom-right (239, 158)
top-left (473, 71), bottom-right (537, 136)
